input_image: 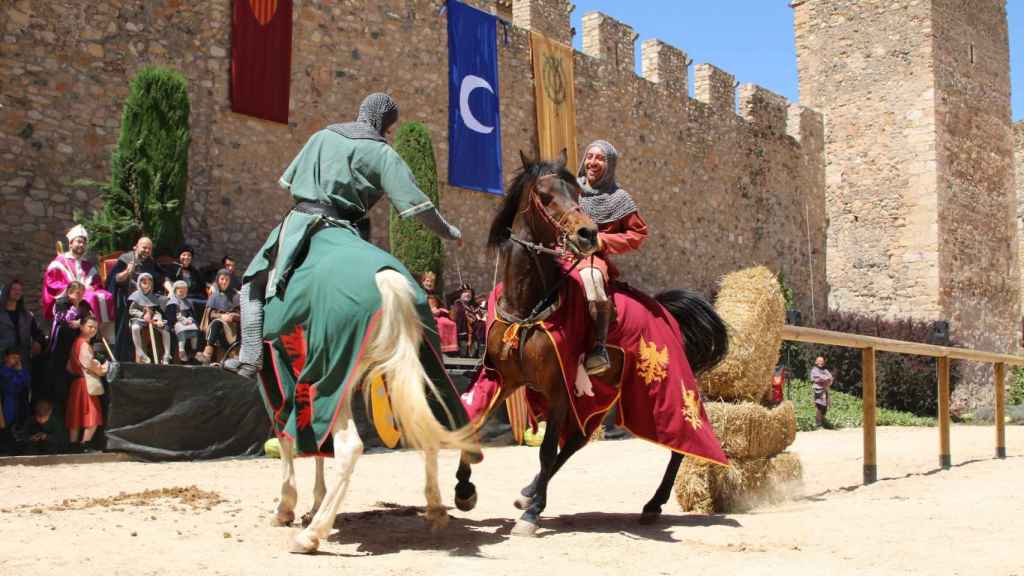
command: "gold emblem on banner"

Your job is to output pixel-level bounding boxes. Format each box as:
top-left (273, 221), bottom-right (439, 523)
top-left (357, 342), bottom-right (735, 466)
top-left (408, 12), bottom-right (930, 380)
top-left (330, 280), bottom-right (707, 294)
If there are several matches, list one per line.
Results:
top-left (543, 55), bottom-right (567, 106)
top-left (248, 0), bottom-right (279, 26)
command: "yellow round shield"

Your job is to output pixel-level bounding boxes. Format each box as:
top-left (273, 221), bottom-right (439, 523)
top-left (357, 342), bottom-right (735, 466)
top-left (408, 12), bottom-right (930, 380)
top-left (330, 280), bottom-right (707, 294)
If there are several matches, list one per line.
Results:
top-left (370, 374), bottom-right (401, 448)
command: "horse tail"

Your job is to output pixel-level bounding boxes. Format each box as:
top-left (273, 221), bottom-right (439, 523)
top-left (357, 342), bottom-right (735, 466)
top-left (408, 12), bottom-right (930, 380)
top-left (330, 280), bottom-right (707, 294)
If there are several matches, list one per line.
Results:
top-left (361, 269), bottom-right (477, 453)
top-left (654, 288), bottom-right (728, 375)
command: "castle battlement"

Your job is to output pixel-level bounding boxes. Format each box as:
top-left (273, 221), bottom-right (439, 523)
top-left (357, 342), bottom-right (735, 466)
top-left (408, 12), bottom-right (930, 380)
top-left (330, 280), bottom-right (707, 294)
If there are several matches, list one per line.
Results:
top-left (640, 39), bottom-right (688, 90)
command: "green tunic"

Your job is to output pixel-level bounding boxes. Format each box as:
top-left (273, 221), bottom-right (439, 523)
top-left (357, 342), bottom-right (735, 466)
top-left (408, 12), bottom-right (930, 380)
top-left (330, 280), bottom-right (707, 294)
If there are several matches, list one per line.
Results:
top-left (248, 129), bottom-right (466, 454)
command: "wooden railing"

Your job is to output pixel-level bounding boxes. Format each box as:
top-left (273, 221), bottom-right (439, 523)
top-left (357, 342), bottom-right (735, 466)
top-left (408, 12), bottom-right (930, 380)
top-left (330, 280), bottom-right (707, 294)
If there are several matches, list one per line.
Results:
top-left (781, 326), bottom-right (1023, 484)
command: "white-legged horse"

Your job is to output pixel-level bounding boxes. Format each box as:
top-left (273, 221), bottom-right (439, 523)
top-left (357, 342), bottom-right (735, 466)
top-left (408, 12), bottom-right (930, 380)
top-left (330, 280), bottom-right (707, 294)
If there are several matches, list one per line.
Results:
top-left (267, 269), bottom-right (476, 554)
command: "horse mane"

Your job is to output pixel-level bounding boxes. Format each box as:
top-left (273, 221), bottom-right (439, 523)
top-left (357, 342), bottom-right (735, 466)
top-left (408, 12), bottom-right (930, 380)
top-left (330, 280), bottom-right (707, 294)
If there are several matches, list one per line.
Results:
top-left (487, 158), bottom-right (576, 248)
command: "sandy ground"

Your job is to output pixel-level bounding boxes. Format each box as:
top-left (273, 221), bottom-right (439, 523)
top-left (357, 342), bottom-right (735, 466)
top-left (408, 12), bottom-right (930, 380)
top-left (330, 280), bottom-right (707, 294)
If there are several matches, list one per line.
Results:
top-left (2, 425), bottom-right (1023, 576)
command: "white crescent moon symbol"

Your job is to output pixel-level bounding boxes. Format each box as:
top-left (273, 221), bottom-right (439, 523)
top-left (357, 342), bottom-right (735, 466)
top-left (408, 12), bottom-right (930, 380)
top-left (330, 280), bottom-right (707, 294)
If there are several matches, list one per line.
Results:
top-left (459, 75), bottom-right (495, 134)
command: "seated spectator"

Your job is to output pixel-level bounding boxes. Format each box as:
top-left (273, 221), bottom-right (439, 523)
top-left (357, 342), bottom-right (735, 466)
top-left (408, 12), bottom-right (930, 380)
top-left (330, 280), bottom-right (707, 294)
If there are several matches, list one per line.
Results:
top-left (108, 236), bottom-right (167, 361)
top-left (0, 279), bottom-right (46, 381)
top-left (128, 273), bottom-right (172, 364)
top-left (66, 317), bottom-right (107, 452)
top-left (429, 295), bottom-right (459, 354)
top-left (25, 398), bottom-right (67, 455)
top-left (198, 269), bottom-right (239, 365)
top-left (44, 281), bottom-right (90, 404)
top-left (0, 347), bottom-right (30, 454)
top-left (166, 280), bottom-right (200, 363)
top-left (419, 271), bottom-right (438, 297)
top-left (164, 245), bottom-right (207, 308)
top-left (222, 256), bottom-right (241, 291)
top-left (452, 285), bottom-right (485, 357)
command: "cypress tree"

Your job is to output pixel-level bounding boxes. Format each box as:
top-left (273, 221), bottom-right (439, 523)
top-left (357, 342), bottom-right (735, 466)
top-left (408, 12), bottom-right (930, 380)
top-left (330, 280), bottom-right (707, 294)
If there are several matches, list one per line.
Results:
top-left (390, 122), bottom-right (444, 289)
top-left (77, 67), bottom-right (191, 255)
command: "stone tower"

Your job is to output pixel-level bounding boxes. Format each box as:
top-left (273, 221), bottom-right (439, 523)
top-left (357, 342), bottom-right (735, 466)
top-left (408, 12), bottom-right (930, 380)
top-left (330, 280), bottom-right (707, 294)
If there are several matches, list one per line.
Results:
top-left (793, 0), bottom-right (1019, 408)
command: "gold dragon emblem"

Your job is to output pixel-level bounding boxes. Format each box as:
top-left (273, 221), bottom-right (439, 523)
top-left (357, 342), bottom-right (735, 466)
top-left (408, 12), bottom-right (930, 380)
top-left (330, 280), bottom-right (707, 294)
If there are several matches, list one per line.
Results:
top-left (681, 388), bottom-right (704, 431)
top-left (637, 336), bottom-right (669, 386)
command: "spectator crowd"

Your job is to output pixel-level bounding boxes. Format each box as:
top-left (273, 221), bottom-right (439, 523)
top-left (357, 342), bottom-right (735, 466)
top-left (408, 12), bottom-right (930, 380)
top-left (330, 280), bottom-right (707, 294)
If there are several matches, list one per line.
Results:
top-left (0, 224), bottom-right (242, 455)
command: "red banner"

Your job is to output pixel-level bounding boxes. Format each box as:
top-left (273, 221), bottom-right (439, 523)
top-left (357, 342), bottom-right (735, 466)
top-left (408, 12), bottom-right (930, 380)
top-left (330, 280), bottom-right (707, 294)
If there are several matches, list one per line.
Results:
top-left (231, 0), bottom-right (292, 124)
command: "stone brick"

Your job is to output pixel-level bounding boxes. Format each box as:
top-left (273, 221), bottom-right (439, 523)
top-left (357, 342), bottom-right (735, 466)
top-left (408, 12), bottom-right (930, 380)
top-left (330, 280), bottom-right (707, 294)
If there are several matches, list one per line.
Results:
top-left (641, 39), bottom-right (687, 90)
top-left (795, 0), bottom-right (1018, 410)
top-left (1, 0), bottom-right (826, 338)
top-left (581, 12), bottom-right (636, 73)
top-left (512, 0), bottom-right (571, 45)
top-left (694, 64), bottom-right (735, 116)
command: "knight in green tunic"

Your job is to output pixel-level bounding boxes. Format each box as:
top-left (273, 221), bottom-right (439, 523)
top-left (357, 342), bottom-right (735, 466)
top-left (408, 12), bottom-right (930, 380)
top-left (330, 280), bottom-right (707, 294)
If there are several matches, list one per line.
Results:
top-left (231, 93), bottom-right (468, 454)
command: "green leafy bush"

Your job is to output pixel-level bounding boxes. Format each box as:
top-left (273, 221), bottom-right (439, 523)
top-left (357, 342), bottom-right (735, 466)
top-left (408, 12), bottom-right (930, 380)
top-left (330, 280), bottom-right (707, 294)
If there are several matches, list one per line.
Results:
top-left (389, 122), bottom-right (444, 290)
top-left (1009, 367), bottom-right (1024, 406)
top-left (780, 310), bottom-right (958, 416)
top-left (787, 379), bottom-right (936, 431)
top-left (77, 67), bottom-right (191, 256)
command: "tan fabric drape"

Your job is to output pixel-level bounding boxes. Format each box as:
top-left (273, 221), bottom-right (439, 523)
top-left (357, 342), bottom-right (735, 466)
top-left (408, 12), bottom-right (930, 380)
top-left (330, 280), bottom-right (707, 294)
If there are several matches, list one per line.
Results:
top-left (530, 32), bottom-right (578, 168)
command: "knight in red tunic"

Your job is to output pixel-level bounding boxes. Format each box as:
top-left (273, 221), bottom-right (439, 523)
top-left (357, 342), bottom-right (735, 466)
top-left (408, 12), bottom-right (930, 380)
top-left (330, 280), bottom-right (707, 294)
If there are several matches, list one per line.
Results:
top-left (575, 140), bottom-right (649, 375)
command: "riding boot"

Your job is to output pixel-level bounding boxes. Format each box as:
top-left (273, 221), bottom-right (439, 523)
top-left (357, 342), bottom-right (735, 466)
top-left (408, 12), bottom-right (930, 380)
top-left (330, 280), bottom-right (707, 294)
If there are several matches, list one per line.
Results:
top-left (584, 301), bottom-right (612, 376)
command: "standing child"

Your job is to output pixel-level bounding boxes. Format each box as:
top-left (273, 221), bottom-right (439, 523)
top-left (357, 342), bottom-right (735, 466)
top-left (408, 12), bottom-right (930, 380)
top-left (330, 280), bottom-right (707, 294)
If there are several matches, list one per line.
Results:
top-left (166, 280), bottom-right (200, 363)
top-left (0, 347), bottom-right (30, 453)
top-left (66, 317), bottom-right (107, 452)
top-left (128, 273), bottom-right (172, 364)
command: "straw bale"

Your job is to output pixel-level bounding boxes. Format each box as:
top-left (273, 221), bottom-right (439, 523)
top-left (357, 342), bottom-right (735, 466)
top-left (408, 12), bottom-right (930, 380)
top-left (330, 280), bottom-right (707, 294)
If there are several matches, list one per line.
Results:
top-left (674, 452), bottom-right (803, 514)
top-left (699, 266), bottom-right (786, 402)
top-left (705, 401), bottom-right (796, 459)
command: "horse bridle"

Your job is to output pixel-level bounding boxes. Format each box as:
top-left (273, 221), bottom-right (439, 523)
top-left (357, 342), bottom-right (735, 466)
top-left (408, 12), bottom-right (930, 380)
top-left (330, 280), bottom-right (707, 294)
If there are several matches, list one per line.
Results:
top-left (504, 172), bottom-right (587, 323)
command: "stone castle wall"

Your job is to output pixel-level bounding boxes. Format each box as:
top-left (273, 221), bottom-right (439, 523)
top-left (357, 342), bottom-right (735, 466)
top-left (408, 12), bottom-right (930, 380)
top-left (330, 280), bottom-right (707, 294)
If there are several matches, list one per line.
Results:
top-left (795, 0), bottom-right (1019, 409)
top-left (1017, 122), bottom-right (1024, 314)
top-left (1, 0), bottom-right (827, 317)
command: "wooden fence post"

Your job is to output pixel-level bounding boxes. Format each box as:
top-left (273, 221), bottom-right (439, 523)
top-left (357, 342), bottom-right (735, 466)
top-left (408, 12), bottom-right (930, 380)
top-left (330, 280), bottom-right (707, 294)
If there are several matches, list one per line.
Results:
top-left (995, 362), bottom-right (1006, 459)
top-left (862, 347), bottom-right (877, 484)
top-left (938, 356), bottom-right (951, 469)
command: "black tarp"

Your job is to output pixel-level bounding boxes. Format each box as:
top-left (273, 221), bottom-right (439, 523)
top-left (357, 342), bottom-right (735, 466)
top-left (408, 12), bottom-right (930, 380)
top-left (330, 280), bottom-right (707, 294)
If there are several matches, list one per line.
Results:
top-left (105, 364), bottom-right (271, 461)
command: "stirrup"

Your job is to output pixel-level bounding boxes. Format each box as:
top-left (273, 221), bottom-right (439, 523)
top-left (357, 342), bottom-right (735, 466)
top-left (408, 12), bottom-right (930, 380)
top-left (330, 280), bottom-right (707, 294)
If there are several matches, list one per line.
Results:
top-left (584, 345), bottom-right (611, 376)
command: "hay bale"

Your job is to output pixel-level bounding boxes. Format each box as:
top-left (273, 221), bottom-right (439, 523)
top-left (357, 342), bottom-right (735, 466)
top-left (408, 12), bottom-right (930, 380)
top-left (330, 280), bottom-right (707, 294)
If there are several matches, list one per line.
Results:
top-left (675, 452), bottom-right (803, 514)
top-left (705, 401), bottom-right (797, 459)
top-left (700, 266), bottom-right (785, 402)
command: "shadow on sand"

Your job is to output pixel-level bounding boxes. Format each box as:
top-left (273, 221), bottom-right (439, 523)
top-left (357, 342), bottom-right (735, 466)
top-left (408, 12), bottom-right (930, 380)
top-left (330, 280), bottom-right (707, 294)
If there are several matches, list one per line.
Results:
top-left (323, 502), bottom-right (741, 555)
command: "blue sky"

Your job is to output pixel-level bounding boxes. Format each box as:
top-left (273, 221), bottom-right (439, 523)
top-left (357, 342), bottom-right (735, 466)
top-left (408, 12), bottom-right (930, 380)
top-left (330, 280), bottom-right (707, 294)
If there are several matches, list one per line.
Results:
top-left (570, 1), bottom-right (1024, 122)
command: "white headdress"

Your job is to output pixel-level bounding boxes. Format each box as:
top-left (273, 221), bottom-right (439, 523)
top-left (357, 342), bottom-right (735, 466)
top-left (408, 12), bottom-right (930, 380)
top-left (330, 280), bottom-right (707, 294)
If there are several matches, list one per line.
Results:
top-left (66, 224), bottom-right (89, 242)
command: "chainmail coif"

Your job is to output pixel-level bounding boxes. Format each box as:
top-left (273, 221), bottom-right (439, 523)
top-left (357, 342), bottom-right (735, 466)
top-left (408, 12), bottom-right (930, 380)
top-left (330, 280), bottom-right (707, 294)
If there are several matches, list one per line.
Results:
top-left (328, 92), bottom-right (400, 142)
top-left (576, 139), bottom-right (638, 225)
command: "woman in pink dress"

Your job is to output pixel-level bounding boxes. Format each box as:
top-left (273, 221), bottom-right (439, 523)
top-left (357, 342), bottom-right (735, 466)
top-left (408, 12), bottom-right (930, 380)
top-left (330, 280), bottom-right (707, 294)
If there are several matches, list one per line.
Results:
top-left (66, 316), bottom-right (107, 452)
top-left (429, 295), bottom-right (459, 355)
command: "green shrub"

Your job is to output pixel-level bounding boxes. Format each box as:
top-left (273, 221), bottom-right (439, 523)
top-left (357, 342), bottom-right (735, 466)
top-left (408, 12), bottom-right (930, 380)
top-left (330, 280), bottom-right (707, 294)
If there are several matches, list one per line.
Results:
top-left (780, 310), bottom-right (958, 416)
top-left (77, 67), bottom-right (191, 256)
top-left (389, 122), bottom-right (444, 291)
top-left (787, 379), bottom-right (936, 431)
top-left (1010, 367), bottom-right (1024, 406)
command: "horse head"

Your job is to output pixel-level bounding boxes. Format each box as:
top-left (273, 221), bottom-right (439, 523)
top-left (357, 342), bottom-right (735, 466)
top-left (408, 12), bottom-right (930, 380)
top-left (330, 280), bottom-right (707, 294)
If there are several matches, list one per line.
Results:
top-left (488, 150), bottom-right (600, 258)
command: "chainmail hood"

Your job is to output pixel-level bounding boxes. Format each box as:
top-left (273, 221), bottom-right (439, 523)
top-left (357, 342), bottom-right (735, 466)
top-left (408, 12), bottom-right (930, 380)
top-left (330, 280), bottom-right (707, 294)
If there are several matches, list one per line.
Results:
top-left (576, 140), bottom-right (638, 224)
top-left (327, 93), bottom-right (399, 142)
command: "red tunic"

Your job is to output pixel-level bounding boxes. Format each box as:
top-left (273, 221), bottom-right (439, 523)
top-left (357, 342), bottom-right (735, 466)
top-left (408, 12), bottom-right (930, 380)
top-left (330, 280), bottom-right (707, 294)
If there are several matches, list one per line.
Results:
top-left (578, 211), bottom-right (649, 280)
top-left (65, 337), bottom-right (103, 430)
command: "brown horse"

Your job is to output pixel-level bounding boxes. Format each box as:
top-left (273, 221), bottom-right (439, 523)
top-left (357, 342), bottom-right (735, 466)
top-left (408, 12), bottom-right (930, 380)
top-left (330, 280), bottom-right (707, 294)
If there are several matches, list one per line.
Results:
top-left (452, 152), bottom-right (729, 536)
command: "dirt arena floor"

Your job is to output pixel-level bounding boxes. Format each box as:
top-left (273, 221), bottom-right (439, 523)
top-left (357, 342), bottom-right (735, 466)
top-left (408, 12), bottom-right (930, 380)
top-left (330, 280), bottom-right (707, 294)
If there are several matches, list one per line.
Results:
top-left (2, 425), bottom-right (1023, 576)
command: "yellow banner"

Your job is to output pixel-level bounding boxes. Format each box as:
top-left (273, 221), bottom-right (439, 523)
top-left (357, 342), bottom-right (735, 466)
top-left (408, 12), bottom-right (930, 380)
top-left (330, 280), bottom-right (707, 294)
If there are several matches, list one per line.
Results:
top-left (530, 32), bottom-right (577, 169)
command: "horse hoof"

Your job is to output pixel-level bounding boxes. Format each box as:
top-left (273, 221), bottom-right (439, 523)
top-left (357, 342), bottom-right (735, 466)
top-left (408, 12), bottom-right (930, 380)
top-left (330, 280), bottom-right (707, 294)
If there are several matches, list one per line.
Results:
top-left (513, 495), bottom-right (533, 510)
top-left (512, 519), bottom-right (539, 537)
top-left (455, 491), bottom-right (478, 512)
top-left (270, 511), bottom-right (295, 527)
top-left (288, 531), bottom-right (319, 554)
top-left (426, 508), bottom-right (449, 531)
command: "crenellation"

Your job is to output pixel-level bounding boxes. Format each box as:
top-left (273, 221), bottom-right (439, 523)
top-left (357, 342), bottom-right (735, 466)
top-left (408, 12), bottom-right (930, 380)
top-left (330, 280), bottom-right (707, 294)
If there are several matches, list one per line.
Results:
top-left (786, 104), bottom-right (824, 150)
top-left (581, 12), bottom-right (637, 73)
top-left (739, 84), bottom-right (788, 136)
top-left (641, 39), bottom-right (687, 90)
top-left (512, 0), bottom-right (572, 45)
top-left (694, 63), bottom-right (736, 116)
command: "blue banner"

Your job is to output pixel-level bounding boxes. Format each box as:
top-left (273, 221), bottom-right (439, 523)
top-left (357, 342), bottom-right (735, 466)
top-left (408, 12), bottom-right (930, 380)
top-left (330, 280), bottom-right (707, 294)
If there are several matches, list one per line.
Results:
top-left (448, 1), bottom-right (503, 195)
